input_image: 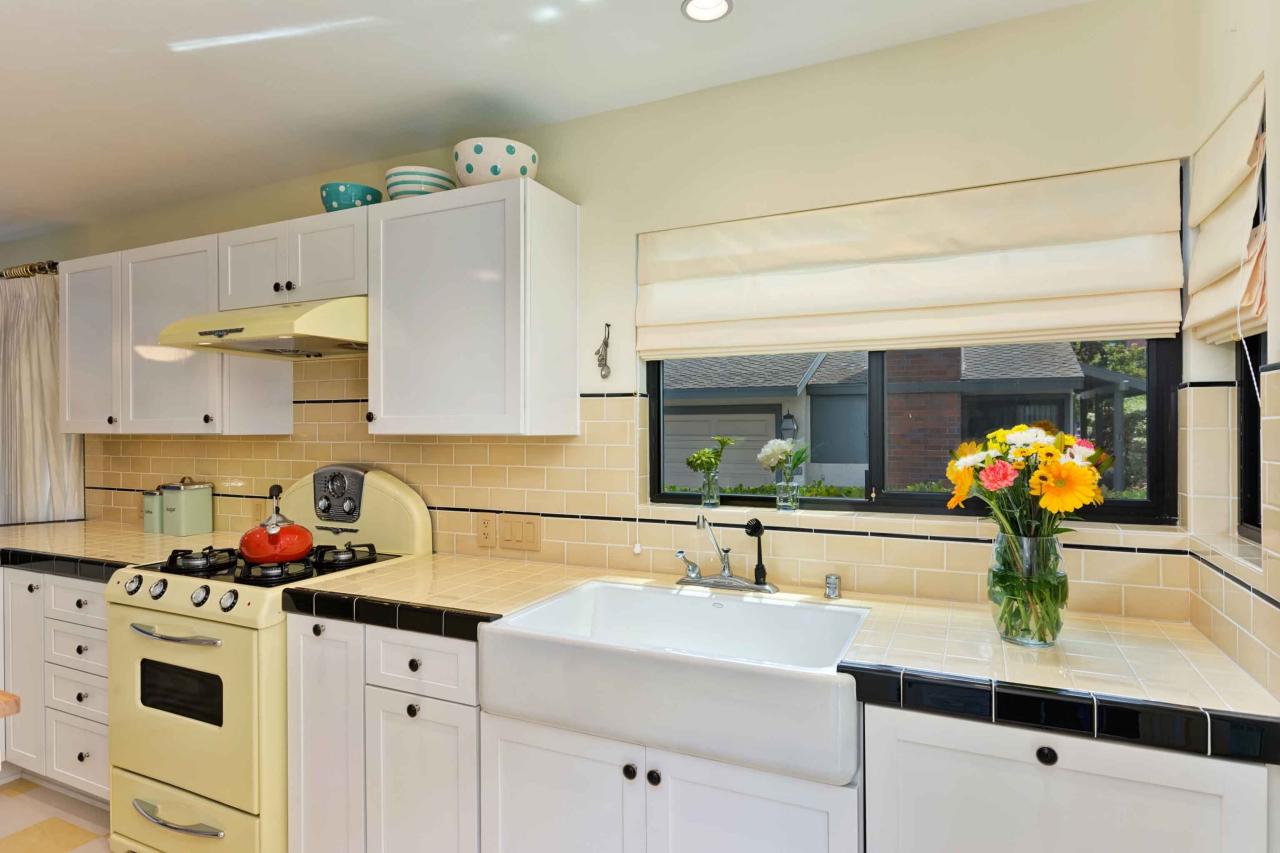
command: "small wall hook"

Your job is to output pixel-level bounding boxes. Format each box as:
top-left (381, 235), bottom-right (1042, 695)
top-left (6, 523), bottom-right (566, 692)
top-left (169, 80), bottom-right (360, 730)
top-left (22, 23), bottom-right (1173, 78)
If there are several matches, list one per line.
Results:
top-left (594, 323), bottom-right (612, 379)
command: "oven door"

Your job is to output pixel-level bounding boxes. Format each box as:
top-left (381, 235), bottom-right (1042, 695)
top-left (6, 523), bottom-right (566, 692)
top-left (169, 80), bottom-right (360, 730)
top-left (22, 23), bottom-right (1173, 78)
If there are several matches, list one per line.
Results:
top-left (109, 604), bottom-right (262, 814)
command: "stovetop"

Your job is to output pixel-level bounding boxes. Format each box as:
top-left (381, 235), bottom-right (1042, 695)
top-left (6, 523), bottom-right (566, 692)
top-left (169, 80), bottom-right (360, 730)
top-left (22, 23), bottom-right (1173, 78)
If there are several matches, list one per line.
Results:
top-left (152, 543), bottom-right (398, 587)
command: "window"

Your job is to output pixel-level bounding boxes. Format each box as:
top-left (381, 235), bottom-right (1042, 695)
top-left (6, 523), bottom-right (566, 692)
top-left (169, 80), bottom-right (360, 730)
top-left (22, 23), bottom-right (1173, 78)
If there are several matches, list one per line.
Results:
top-left (648, 338), bottom-right (1179, 522)
top-left (1238, 333), bottom-right (1265, 541)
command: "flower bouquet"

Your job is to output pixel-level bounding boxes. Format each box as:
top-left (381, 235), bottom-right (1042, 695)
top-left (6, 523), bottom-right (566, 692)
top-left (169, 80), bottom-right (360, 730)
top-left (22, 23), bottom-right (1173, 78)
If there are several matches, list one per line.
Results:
top-left (686, 435), bottom-right (735, 508)
top-left (945, 423), bottom-right (1112, 646)
top-left (757, 438), bottom-right (808, 511)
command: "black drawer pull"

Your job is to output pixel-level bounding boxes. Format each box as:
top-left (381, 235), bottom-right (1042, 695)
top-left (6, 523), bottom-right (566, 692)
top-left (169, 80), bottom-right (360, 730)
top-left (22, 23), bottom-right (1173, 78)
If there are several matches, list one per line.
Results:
top-left (623, 764), bottom-right (637, 780)
top-left (647, 769), bottom-right (661, 786)
top-left (312, 623), bottom-right (325, 637)
top-left (408, 658), bottom-right (422, 672)
top-left (407, 704), bottom-right (420, 718)
top-left (273, 281), bottom-right (283, 292)
top-left (27, 583), bottom-right (38, 593)
top-left (77, 751), bottom-right (90, 763)
top-left (75, 692), bottom-right (88, 703)
top-left (75, 644), bottom-right (88, 655)
top-left (75, 598), bottom-right (88, 609)
top-left (1036, 746), bottom-right (1058, 766)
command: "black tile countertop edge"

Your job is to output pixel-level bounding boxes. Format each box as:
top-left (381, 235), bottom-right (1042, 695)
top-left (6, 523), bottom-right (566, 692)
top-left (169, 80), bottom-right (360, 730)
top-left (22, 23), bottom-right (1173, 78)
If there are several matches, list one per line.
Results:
top-left (839, 662), bottom-right (1280, 764)
top-left (0, 548), bottom-right (127, 583)
top-left (282, 588), bottom-right (501, 642)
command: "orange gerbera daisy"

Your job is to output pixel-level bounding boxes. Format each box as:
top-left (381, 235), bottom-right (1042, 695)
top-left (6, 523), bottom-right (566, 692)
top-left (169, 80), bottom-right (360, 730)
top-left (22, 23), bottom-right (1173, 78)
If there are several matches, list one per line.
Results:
top-left (946, 463), bottom-right (973, 509)
top-left (1029, 459), bottom-right (1099, 514)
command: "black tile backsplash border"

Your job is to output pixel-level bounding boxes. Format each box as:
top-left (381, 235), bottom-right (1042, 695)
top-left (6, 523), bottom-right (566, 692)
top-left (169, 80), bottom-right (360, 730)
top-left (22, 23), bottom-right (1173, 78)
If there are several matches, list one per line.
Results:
top-left (839, 663), bottom-right (1279, 763)
top-left (0, 548), bottom-right (127, 584)
top-left (282, 587), bottom-right (499, 640)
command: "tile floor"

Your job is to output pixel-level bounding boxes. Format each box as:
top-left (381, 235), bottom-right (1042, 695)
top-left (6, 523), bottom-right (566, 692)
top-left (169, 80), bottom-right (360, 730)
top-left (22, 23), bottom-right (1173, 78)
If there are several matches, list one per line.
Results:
top-left (0, 779), bottom-right (107, 852)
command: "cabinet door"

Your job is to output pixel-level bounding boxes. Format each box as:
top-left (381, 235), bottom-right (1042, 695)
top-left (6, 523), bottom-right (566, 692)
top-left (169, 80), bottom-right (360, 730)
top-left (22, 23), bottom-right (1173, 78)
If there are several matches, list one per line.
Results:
top-left (287, 615), bottom-right (365, 853)
top-left (120, 236), bottom-right (222, 433)
top-left (368, 181), bottom-right (524, 435)
top-left (480, 713), bottom-right (645, 853)
top-left (4, 568), bottom-right (46, 773)
top-left (645, 748), bottom-right (858, 853)
top-left (863, 706), bottom-right (1267, 853)
top-left (286, 208), bottom-right (368, 303)
top-left (59, 253), bottom-right (121, 433)
top-left (219, 221), bottom-right (288, 310)
top-left (366, 686), bottom-right (479, 853)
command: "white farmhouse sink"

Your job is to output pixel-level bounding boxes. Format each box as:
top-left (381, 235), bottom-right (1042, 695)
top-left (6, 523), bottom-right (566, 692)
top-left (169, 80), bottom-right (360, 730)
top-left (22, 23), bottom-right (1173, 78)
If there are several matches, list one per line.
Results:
top-left (478, 581), bottom-right (868, 785)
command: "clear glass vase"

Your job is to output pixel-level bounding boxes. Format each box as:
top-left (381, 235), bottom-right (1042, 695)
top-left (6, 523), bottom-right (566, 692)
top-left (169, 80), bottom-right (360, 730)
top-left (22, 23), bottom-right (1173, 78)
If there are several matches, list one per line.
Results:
top-left (700, 472), bottom-right (720, 508)
top-left (987, 534), bottom-right (1069, 647)
top-left (775, 480), bottom-right (800, 511)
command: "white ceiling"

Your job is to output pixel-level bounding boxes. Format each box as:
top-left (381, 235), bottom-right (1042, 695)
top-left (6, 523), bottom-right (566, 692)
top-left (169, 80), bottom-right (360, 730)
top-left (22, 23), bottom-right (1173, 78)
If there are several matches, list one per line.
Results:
top-left (1, 0), bottom-right (1088, 243)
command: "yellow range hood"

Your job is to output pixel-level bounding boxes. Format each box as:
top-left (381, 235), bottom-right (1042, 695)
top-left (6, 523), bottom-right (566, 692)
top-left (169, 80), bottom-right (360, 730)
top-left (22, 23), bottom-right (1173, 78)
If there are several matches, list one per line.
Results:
top-left (158, 296), bottom-right (368, 360)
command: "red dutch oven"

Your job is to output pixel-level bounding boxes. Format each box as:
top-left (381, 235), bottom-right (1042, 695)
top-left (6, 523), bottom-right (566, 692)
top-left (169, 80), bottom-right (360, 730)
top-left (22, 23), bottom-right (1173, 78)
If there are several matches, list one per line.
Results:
top-left (240, 484), bottom-right (313, 564)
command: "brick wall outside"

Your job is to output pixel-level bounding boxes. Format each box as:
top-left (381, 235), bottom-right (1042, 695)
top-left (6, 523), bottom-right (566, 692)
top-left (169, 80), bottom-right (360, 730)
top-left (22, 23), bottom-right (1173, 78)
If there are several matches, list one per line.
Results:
top-left (886, 349), bottom-right (961, 489)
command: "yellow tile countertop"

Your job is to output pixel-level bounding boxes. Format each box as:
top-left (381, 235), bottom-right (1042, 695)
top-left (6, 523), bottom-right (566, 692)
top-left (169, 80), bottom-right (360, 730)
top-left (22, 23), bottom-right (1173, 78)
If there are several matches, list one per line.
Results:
top-left (297, 551), bottom-right (1280, 720)
top-left (0, 520), bottom-right (239, 565)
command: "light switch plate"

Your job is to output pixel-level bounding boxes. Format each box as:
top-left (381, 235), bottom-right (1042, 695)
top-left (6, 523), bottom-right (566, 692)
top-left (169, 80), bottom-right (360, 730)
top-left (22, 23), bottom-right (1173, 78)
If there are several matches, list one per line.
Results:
top-left (498, 514), bottom-right (542, 551)
top-left (475, 513), bottom-right (498, 547)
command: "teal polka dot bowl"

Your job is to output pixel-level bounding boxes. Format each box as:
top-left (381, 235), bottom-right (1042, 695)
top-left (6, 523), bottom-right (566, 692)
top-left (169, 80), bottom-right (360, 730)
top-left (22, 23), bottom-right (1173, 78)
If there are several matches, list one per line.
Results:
top-left (319, 182), bottom-right (382, 212)
top-left (453, 137), bottom-right (538, 187)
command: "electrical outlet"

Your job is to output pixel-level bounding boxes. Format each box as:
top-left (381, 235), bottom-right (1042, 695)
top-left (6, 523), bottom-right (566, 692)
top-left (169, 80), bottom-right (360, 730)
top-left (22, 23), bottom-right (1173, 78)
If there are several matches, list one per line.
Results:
top-left (475, 513), bottom-right (498, 547)
top-left (498, 514), bottom-right (542, 552)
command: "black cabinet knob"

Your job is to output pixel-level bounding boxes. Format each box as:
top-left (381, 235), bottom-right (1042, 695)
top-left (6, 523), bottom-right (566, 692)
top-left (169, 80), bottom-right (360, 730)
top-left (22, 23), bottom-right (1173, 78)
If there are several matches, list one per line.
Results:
top-left (75, 692), bottom-right (88, 703)
top-left (273, 281), bottom-right (283, 292)
top-left (408, 658), bottom-right (422, 672)
top-left (623, 764), bottom-right (637, 780)
top-left (646, 769), bottom-right (661, 786)
top-left (77, 752), bottom-right (89, 763)
top-left (75, 645), bottom-right (88, 655)
top-left (75, 599), bottom-right (87, 609)
top-left (1036, 746), bottom-right (1058, 766)
top-left (106, 416), bottom-right (116, 425)
top-left (312, 623), bottom-right (325, 637)
top-left (365, 412), bottom-right (376, 422)
top-left (285, 280), bottom-right (296, 291)
top-left (26, 583), bottom-right (38, 593)
top-left (407, 704), bottom-right (420, 718)
top-left (203, 414), bottom-right (213, 424)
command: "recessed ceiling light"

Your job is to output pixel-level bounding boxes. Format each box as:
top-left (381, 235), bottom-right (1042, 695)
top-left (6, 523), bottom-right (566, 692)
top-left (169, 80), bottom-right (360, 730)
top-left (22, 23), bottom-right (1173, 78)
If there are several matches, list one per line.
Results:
top-left (681, 0), bottom-right (732, 23)
top-left (530, 5), bottom-right (562, 23)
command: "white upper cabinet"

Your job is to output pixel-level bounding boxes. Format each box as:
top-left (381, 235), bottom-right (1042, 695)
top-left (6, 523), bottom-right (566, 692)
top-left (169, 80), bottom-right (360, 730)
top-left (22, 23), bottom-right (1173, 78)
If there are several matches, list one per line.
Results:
top-left (120, 236), bottom-right (222, 433)
top-left (368, 179), bottom-right (579, 435)
top-left (220, 207), bottom-right (368, 310)
top-left (59, 239), bottom-right (293, 435)
top-left (59, 253), bottom-right (121, 433)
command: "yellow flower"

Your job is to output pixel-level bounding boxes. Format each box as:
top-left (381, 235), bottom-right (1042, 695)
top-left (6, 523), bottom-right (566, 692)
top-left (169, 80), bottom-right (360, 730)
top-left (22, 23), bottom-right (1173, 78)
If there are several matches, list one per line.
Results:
top-left (1029, 460), bottom-right (1099, 514)
top-left (1011, 461), bottom-right (1025, 471)
top-left (946, 463), bottom-right (974, 509)
top-left (1035, 445), bottom-right (1061, 464)
top-left (954, 440), bottom-right (981, 459)
top-left (1010, 447), bottom-right (1031, 461)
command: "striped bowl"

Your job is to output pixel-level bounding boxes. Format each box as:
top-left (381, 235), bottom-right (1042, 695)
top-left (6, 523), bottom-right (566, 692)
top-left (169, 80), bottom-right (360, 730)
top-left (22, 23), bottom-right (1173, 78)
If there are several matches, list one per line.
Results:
top-left (384, 166), bottom-right (457, 199)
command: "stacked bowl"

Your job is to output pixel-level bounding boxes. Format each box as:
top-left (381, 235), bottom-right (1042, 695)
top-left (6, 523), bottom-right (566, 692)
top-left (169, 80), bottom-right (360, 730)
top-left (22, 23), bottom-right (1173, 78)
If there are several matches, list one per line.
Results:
top-left (384, 166), bottom-right (457, 200)
top-left (453, 138), bottom-right (538, 186)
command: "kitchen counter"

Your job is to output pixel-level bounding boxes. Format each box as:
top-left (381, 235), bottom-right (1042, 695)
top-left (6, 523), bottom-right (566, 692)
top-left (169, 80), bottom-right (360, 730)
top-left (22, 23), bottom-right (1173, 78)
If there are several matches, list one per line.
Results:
top-left (0, 520), bottom-right (239, 568)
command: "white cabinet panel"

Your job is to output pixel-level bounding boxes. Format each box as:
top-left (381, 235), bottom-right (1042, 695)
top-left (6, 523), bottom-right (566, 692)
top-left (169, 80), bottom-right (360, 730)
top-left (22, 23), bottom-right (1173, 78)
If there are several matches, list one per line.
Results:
top-left (287, 615), bottom-right (365, 853)
top-left (44, 574), bottom-right (107, 630)
top-left (644, 747), bottom-right (858, 853)
top-left (119, 236), bottom-right (221, 433)
top-left (480, 713), bottom-right (645, 853)
top-left (45, 621), bottom-right (108, 678)
top-left (364, 624), bottom-right (477, 705)
top-left (59, 254), bottom-right (121, 433)
top-left (219, 222), bottom-right (288, 310)
top-left (44, 708), bottom-right (108, 799)
top-left (45, 664), bottom-right (108, 725)
top-left (4, 568), bottom-right (47, 773)
top-left (287, 208), bottom-right (368, 303)
top-left (366, 686), bottom-right (478, 853)
top-left (863, 706), bottom-right (1268, 853)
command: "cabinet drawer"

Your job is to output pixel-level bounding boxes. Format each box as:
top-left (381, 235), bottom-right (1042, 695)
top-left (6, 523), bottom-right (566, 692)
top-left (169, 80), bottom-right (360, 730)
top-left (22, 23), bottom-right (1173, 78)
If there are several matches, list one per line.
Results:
top-left (45, 576), bottom-right (107, 629)
top-left (365, 625), bottom-right (477, 705)
top-left (45, 621), bottom-right (108, 677)
top-left (111, 767), bottom-right (262, 853)
top-left (46, 664), bottom-right (109, 724)
top-left (45, 708), bottom-right (108, 799)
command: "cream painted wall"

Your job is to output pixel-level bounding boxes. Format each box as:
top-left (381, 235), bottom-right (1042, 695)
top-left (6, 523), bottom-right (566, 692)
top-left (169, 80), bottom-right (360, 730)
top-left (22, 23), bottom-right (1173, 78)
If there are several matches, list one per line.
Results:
top-left (0, 0), bottom-right (1196, 392)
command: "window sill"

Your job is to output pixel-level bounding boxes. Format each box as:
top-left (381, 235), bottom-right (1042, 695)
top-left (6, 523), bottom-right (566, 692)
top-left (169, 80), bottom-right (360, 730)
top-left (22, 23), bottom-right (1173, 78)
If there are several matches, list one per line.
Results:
top-left (1189, 533), bottom-right (1264, 582)
top-left (637, 502), bottom-right (1190, 551)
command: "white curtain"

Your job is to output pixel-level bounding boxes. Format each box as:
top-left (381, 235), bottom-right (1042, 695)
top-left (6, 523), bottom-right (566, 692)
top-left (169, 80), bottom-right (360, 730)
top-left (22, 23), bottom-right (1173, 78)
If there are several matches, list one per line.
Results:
top-left (636, 161), bottom-right (1184, 359)
top-left (0, 274), bottom-right (83, 522)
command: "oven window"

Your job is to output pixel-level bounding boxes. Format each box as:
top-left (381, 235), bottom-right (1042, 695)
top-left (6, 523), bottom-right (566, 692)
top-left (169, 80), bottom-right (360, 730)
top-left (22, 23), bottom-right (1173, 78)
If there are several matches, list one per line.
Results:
top-left (140, 659), bottom-right (223, 726)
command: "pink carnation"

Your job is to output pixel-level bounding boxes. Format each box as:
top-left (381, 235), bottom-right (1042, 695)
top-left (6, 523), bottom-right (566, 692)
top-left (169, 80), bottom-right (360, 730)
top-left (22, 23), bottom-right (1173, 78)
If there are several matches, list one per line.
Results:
top-left (1075, 437), bottom-right (1095, 450)
top-left (979, 459), bottom-right (1018, 491)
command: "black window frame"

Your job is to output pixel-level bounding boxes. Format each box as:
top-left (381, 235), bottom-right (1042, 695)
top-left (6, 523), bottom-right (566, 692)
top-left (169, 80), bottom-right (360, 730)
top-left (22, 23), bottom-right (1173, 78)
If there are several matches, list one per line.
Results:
top-left (646, 336), bottom-right (1181, 524)
top-left (1238, 333), bottom-right (1265, 542)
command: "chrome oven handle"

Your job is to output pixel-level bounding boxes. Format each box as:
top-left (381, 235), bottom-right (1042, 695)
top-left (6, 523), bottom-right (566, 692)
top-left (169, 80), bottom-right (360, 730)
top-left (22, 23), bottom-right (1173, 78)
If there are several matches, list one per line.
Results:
top-left (130, 623), bottom-right (223, 647)
top-left (132, 798), bottom-right (226, 838)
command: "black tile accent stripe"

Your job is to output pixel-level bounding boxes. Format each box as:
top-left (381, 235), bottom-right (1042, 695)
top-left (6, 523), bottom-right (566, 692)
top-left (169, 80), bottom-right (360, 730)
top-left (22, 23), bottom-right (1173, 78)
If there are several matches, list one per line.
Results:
top-left (291, 392), bottom-right (648, 403)
top-left (579, 392), bottom-right (649, 398)
top-left (292, 398), bottom-right (369, 405)
top-left (1191, 552), bottom-right (1280, 613)
top-left (0, 548), bottom-right (127, 584)
top-left (838, 663), bottom-right (1275, 763)
top-left (1177, 381), bottom-right (1237, 389)
top-left (282, 588), bottom-right (499, 641)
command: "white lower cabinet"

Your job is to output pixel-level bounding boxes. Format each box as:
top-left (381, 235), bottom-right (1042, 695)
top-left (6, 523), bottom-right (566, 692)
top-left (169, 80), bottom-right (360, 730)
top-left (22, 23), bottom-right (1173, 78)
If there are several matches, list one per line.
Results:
top-left (864, 705), bottom-right (1269, 853)
top-left (4, 568), bottom-right (48, 773)
top-left (44, 708), bottom-right (108, 799)
top-left (479, 714), bottom-right (858, 853)
top-left (366, 685), bottom-right (479, 853)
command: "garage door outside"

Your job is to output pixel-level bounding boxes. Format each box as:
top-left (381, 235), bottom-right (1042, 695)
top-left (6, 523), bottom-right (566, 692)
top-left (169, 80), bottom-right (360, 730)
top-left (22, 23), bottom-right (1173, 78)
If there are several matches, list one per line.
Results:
top-left (662, 409), bottom-right (779, 491)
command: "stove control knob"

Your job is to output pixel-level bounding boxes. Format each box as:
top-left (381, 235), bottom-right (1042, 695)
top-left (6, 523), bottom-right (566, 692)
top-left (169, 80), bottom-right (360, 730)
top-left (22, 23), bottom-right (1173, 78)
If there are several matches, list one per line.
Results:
top-left (124, 575), bottom-right (143, 595)
top-left (342, 497), bottom-right (356, 514)
top-left (191, 585), bottom-right (210, 607)
top-left (318, 497), bottom-right (331, 513)
top-left (149, 579), bottom-right (168, 600)
top-left (219, 590), bottom-right (239, 612)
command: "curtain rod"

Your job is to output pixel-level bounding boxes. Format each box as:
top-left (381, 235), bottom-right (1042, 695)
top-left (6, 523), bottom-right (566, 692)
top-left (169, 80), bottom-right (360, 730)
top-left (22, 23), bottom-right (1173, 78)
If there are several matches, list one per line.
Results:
top-left (0, 260), bottom-right (58, 279)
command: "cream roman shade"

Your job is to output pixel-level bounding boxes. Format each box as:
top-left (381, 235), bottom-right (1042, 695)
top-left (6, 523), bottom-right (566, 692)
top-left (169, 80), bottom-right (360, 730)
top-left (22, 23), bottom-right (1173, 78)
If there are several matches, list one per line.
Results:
top-left (636, 161), bottom-right (1184, 359)
top-left (1185, 80), bottom-right (1267, 344)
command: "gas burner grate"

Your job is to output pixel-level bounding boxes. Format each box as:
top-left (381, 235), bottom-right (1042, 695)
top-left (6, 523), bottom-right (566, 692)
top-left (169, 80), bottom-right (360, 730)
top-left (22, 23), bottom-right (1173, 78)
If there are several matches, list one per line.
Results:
top-left (234, 560), bottom-right (315, 587)
top-left (164, 547), bottom-right (239, 577)
top-left (310, 542), bottom-right (379, 573)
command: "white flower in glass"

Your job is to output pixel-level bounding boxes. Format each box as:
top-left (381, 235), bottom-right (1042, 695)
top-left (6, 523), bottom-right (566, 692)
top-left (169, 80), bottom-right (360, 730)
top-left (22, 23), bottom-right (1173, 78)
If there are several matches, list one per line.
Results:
top-left (757, 438), bottom-right (808, 483)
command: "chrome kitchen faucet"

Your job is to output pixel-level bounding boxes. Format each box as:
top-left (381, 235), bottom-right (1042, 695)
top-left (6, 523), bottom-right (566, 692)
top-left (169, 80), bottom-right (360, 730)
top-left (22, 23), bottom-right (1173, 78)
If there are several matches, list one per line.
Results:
top-left (675, 515), bottom-right (778, 593)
